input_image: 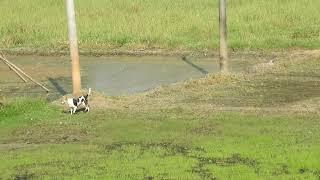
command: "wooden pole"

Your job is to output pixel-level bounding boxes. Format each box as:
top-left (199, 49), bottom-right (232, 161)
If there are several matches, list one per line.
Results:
top-left (66, 0), bottom-right (81, 96)
top-left (219, 0), bottom-right (228, 72)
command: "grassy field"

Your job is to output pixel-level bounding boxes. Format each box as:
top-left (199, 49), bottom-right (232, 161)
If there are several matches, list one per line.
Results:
top-left (1, 0), bottom-right (319, 178)
top-left (0, 0), bottom-right (319, 52)
top-left (1, 99), bottom-right (319, 179)
top-left (1, 55), bottom-right (320, 179)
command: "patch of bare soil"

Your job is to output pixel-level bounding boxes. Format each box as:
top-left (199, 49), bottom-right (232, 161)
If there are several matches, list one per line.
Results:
top-left (3, 122), bottom-right (91, 145)
top-left (0, 143), bottom-right (40, 151)
top-left (52, 90), bottom-right (133, 111)
top-left (2, 49), bottom-right (319, 113)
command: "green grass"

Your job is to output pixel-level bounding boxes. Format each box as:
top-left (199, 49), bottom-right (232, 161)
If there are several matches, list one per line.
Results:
top-left (0, 98), bottom-right (57, 126)
top-left (0, 0), bottom-right (319, 51)
top-left (0, 99), bottom-right (320, 179)
top-left (0, 46), bottom-right (319, 179)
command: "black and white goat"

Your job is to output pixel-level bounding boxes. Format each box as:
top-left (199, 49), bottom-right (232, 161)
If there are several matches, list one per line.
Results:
top-left (62, 88), bottom-right (92, 114)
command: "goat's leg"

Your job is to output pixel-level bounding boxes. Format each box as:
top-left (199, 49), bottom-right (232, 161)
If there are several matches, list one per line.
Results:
top-left (73, 107), bottom-right (77, 114)
top-left (82, 102), bottom-right (89, 112)
top-left (85, 106), bottom-right (90, 112)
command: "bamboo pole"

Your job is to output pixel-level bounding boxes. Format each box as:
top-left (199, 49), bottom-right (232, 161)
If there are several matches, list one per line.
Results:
top-left (0, 54), bottom-right (50, 92)
top-left (0, 55), bottom-right (28, 82)
top-left (66, 0), bottom-right (81, 96)
top-left (219, 0), bottom-right (228, 72)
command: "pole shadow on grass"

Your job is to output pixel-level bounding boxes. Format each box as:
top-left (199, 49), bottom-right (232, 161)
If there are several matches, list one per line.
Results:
top-left (181, 56), bottom-right (208, 75)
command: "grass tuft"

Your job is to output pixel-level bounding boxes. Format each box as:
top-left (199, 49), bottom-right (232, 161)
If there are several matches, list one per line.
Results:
top-left (0, 98), bottom-right (57, 126)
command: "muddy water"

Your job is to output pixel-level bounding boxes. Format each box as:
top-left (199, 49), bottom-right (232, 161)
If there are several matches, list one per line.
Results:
top-left (0, 55), bottom-right (250, 99)
top-left (84, 56), bottom-right (248, 95)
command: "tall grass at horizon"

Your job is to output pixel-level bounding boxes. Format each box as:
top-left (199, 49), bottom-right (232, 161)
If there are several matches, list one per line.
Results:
top-left (0, 0), bottom-right (319, 51)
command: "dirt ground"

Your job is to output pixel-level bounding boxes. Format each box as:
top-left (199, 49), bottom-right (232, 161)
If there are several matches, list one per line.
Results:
top-left (1, 50), bottom-right (320, 113)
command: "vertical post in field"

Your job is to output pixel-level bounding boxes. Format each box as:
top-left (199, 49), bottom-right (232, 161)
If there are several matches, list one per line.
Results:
top-left (219, 0), bottom-right (228, 72)
top-left (66, 0), bottom-right (81, 96)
